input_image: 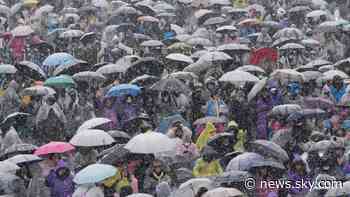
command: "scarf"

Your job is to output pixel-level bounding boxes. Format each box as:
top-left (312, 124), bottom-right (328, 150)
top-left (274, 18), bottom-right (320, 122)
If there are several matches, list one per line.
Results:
top-left (152, 171), bottom-right (164, 182)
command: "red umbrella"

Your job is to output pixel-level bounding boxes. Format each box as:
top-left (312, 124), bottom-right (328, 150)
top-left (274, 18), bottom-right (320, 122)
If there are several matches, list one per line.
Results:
top-left (34, 141), bottom-right (75, 156)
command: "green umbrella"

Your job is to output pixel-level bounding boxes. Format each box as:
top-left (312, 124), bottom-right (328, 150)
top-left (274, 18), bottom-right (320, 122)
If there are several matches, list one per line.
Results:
top-left (44, 75), bottom-right (75, 88)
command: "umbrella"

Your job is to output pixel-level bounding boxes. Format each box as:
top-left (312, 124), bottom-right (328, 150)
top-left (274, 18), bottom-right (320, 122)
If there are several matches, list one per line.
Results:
top-left (113, 6), bottom-right (138, 16)
top-left (199, 51), bottom-right (232, 62)
top-left (2, 143), bottom-right (37, 157)
top-left (247, 77), bottom-right (268, 102)
top-left (73, 164), bottom-right (117, 184)
top-left (137, 15), bottom-right (159, 23)
top-left (72, 71), bottom-right (106, 83)
top-left (236, 65), bottom-right (265, 74)
top-left (238, 18), bottom-right (260, 26)
top-left (80, 32), bottom-right (96, 43)
top-left (106, 84), bottom-right (141, 97)
top-left (317, 21), bottom-right (343, 33)
top-left (15, 61), bottom-right (46, 80)
top-left (116, 55), bottom-right (141, 68)
top-left (334, 58), bottom-right (350, 73)
top-left (249, 159), bottom-right (285, 170)
top-left (1, 112), bottom-right (30, 127)
top-left (193, 116), bottom-right (225, 126)
top-left (213, 170), bottom-right (252, 185)
top-left (126, 57), bottom-right (163, 78)
top-left (203, 187), bottom-right (243, 197)
top-left (44, 75), bottom-right (76, 88)
top-left (226, 152), bottom-right (264, 171)
top-left (33, 5), bottom-right (53, 19)
top-left (125, 132), bottom-right (176, 154)
top-left (306, 10), bottom-right (328, 18)
top-left (301, 39), bottom-right (321, 47)
top-left (279, 43), bottom-right (305, 50)
top-left (217, 43), bottom-right (250, 52)
top-left (6, 154), bottom-right (43, 165)
top-left (96, 63), bottom-right (129, 75)
top-left (216, 25), bottom-right (237, 33)
top-left (0, 161), bottom-right (19, 174)
top-left (167, 72), bottom-right (198, 82)
top-left (53, 59), bottom-right (87, 76)
top-left (100, 144), bottom-right (130, 165)
top-left (208, 133), bottom-right (234, 147)
top-left (0, 173), bottom-right (21, 194)
top-left (10, 3), bottom-right (22, 16)
top-left (130, 74), bottom-right (160, 87)
top-left (186, 37), bottom-right (213, 46)
top-left (176, 178), bottom-right (214, 197)
top-left (43, 52), bottom-right (76, 69)
top-left (77, 118), bottom-right (112, 132)
top-left (126, 194), bottom-right (153, 197)
top-left (300, 108), bottom-right (327, 119)
top-left (165, 53), bottom-right (193, 64)
top-left (34, 142), bottom-right (75, 156)
top-left (0, 5), bottom-right (10, 16)
top-left (321, 70), bottom-right (349, 81)
top-left (70, 129), bottom-right (115, 147)
top-left (209, 0), bottom-right (231, 6)
top-left (260, 21), bottom-right (282, 29)
top-left (319, 65), bottom-right (334, 72)
top-left (151, 78), bottom-right (191, 95)
top-left (11, 25), bottom-right (34, 37)
top-left (21, 85), bottom-right (56, 96)
top-left (325, 181), bottom-right (350, 197)
top-left (304, 97), bottom-right (334, 110)
top-left (271, 129), bottom-right (294, 148)
top-left (153, 2), bottom-right (175, 12)
top-left (305, 59), bottom-right (331, 68)
top-left (167, 42), bottom-right (192, 51)
top-left (107, 130), bottom-right (131, 140)
top-left (140, 40), bottom-right (164, 47)
top-left (308, 140), bottom-right (335, 152)
top-left (273, 27), bottom-right (304, 40)
top-left (288, 5), bottom-right (311, 13)
top-left (270, 69), bottom-right (305, 83)
top-left (203, 17), bottom-right (226, 26)
top-left (301, 71), bottom-right (322, 82)
top-left (219, 70), bottom-right (259, 84)
top-left (92, 0), bottom-right (109, 8)
top-left (0, 64), bottom-right (17, 74)
top-left (249, 140), bottom-right (289, 162)
top-left (271, 104), bottom-right (302, 116)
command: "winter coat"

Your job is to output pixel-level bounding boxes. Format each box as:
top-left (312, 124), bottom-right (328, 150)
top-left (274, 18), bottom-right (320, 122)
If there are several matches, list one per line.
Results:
top-left (0, 127), bottom-right (22, 153)
top-left (192, 158), bottom-right (223, 178)
top-left (46, 161), bottom-right (74, 197)
top-left (195, 122), bottom-right (216, 151)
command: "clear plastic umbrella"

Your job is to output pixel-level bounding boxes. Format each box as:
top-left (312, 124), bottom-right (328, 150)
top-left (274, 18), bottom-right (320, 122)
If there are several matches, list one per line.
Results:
top-left (203, 187), bottom-right (243, 197)
top-left (70, 129), bottom-right (115, 147)
top-left (125, 132), bottom-right (176, 154)
top-left (219, 70), bottom-right (259, 84)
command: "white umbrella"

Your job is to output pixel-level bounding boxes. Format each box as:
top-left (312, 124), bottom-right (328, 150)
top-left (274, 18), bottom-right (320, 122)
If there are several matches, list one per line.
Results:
top-left (96, 63), bottom-right (129, 74)
top-left (0, 161), bottom-right (19, 174)
top-left (279, 43), bottom-right (305, 50)
top-left (321, 70), bottom-right (349, 81)
top-left (140, 40), bottom-right (164, 47)
top-left (247, 77), bottom-right (267, 102)
top-left (216, 25), bottom-right (237, 33)
top-left (186, 37), bottom-right (213, 46)
top-left (70, 129), bottom-right (115, 147)
top-left (270, 69), bottom-right (305, 83)
top-left (302, 71), bottom-right (322, 82)
top-left (0, 64), bottom-right (17, 74)
top-left (126, 194), bottom-right (154, 197)
top-left (21, 85), bottom-right (56, 96)
top-left (92, 0), bottom-right (109, 8)
top-left (301, 39), bottom-right (320, 47)
top-left (219, 70), bottom-right (259, 83)
top-left (125, 132), bottom-right (176, 154)
top-left (165, 53), bottom-right (193, 64)
top-left (77, 118), bottom-right (112, 132)
top-left (306, 10), bottom-right (328, 18)
top-left (236, 65), bottom-right (265, 74)
top-left (5, 154), bottom-right (42, 165)
top-left (171, 24), bottom-right (186, 35)
top-left (319, 65), bottom-right (334, 73)
top-left (199, 51), bottom-right (232, 62)
top-left (317, 21), bottom-right (342, 33)
top-left (176, 178), bottom-right (213, 197)
top-left (203, 187), bottom-right (243, 197)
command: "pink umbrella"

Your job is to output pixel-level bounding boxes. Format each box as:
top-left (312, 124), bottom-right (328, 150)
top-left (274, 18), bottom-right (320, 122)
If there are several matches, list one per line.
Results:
top-left (34, 141), bottom-right (75, 156)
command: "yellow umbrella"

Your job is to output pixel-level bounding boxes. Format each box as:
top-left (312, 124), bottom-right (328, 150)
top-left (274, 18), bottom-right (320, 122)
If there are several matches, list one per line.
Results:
top-left (23, 0), bottom-right (39, 7)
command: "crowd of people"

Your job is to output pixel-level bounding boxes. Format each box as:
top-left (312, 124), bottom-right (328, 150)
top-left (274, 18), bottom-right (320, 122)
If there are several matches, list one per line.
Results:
top-left (2, 0), bottom-right (350, 196)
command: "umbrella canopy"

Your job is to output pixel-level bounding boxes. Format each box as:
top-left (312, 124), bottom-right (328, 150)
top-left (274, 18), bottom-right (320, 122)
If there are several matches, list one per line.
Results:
top-left (0, 161), bottom-right (19, 174)
top-left (44, 75), bottom-right (76, 88)
top-left (217, 43), bottom-right (251, 52)
top-left (21, 85), bottom-right (56, 96)
top-left (59, 29), bottom-right (84, 39)
top-left (271, 104), bottom-right (302, 116)
top-left (309, 140), bottom-right (335, 153)
top-left (199, 51), bottom-right (232, 62)
top-left (130, 74), bottom-right (160, 87)
top-left (0, 172), bottom-right (21, 194)
top-left (305, 59), bottom-right (331, 68)
top-left (207, 133), bottom-right (234, 147)
top-left (236, 65), bottom-right (265, 74)
top-left (72, 71), bottom-right (106, 83)
top-left (34, 141), bottom-right (75, 156)
top-left (165, 53), bottom-right (194, 64)
top-left (151, 78), bottom-right (191, 95)
top-left (113, 6), bottom-right (139, 16)
top-left (270, 69), bottom-right (305, 83)
top-left (273, 27), bottom-right (304, 40)
top-left (100, 144), bottom-right (130, 165)
top-left (70, 129), bottom-right (115, 147)
top-left (2, 143), bottom-right (37, 157)
top-left (279, 43), bottom-right (305, 50)
top-left (6, 154), bottom-right (43, 165)
top-left (301, 71), bottom-right (322, 82)
top-left (11, 25), bottom-right (34, 37)
top-left (125, 132), bottom-right (176, 154)
top-left (77, 118), bottom-right (112, 132)
top-left (306, 10), bottom-right (328, 18)
top-left (321, 70), bottom-right (349, 81)
top-left (216, 25), bottom-right (237, 33)
top-left (249, 158), bottom-right (285, 170)
top-left (167, 72), bottom-right (198, 82)
top-left (317, 21), bottom-right (342, 33)
top-left (247, 77), bottom-right (268, 102)
top-left (15, 61), bottom-right (46, 80)
top-left (73, 164), bottom-right (117, 184)
top-left (137, 15), bottom-right (159, 23)
top-left (203, 17), bottom-right (226, 26)
top-left (203, 187), bottom-right (243, 197)
top-left (0, 64), bottom-right (17, 74)
top-left (219, 70), bottom-right (259, 84)
top-left (193, 116), bottom-right (226, 126)
top-left (43, 53), bottom-right (76, 69)
top-left (126, 194), bottom-right (153, 197)
top-left (213, 170), bottom-right (252, 185)
top-left (140, 40), bottom-right (164, 47)
top-left (176, 178), bottom-right (214, 197)
top-left (249, 140), bottom-right (289, 162)
top-left (107, 130), bottom-right (131, 140)
top-left (226, 152), bottom-right (264, 171)
top-left (106, 84), bottom-right (141, 97)
top-left (301, 39), bottom-right (321, 47)
top-left (300, 108), bottom-right (327, 119)
top-left (304, 97), bottom-right (334, 110)
top-left (96, 63), bottom-right (129, 75)
top-left (186, 37), bottom-right (213, 46)
top-left (53, 59), bottom-right (87, 76)
top-left (1, 112), bottom-right (30, 127)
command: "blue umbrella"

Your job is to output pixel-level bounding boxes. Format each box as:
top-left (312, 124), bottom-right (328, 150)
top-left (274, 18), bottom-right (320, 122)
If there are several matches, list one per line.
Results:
top-left (158, 113), bottom-right (190, 134)
top-left (73, 164), bottom-right (117, 184)
top-left (106, 84), bottom-right (141, 97)
top-left (42, 53), bottom-right (77, 73)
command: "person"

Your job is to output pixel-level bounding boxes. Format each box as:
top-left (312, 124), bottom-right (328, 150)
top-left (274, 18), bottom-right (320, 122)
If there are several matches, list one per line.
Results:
top-left (167, 120), bottom-right (192, 143)
top-left (0, 80), bottom-right (20, 119)
top-left (196, 122), bottom-right (217, 151)
top-left (192, 154), bottom-right (223, 177)
top-left (256, 88), bottom-right (273, 140)
top-left (144, 159), bottom-right (172, 195)
top-left (204, 93), bottom-right (228, 118)
top-left (73, 147), bottom-right (98, 172)
top-left (45, 160), bottom-right (74, 197)
top-left (156, 182), bottom-right (172, 197)
top-left (329, 75), bottom-right (347, 104)
top-left (287, 155), bottom-right (311, 197)
top-left (101, 97), bottom-right (120, 129)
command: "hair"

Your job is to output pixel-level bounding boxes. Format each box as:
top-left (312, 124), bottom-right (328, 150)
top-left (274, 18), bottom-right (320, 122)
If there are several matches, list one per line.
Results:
top-left (195, 187), bottom-right (208, 197)
top-left (119, 186), bottom-right (133, 197)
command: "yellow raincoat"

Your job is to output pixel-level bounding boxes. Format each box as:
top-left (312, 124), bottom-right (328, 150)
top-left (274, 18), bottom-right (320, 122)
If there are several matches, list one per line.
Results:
top-left (102, 169), bottom-right (131, 193)
top-left (228, 121), bottom-right (246, 152)
top-left (196, 122), bottom-right (216, 151)
top-left (192, 158), bottom-right (223, 177)
top-left (233, 0), bottom-right (247, 8)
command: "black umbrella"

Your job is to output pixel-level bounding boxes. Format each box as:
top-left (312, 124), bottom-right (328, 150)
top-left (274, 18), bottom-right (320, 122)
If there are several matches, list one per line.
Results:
top-left (15, 61), bottom-right (47, 81)
top-left (1, 112), bottom-right (31, 128)
top-left (249, 140), bottom-right (289, 162)
top-left (90, 62), bottom-right (109, 72)
top-left (99, 144), bottom-right (130, 165)
top-left (207, 133), bottom-right (235, 148)
top-left (107, 130), bottom-right (131, 144)
top-left (150, 78), bottom-right (191, 95)
top-left (126, 57), bottom-right (163, 80)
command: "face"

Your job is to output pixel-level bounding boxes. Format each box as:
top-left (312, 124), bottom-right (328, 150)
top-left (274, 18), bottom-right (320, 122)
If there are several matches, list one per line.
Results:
top-left (153, 161), bottom-right (162, 173)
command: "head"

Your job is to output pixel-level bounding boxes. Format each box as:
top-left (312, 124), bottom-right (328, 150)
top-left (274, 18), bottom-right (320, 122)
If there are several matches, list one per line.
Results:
top-left (195, 187), bottom-right (208, 197)
top-left (333, 75), bottom-right (343, 89)
top-left (152, 159), bottom-right (164, 174)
